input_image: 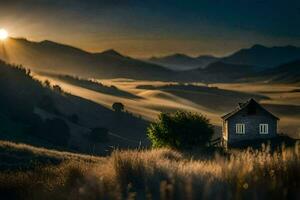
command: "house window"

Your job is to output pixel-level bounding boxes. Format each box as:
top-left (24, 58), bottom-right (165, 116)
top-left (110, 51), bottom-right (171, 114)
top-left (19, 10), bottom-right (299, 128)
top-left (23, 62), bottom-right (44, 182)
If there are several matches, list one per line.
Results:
top-left (236, 123), bottom-right (245, 134)
top-left (259, 124), bottom-right (269, 134)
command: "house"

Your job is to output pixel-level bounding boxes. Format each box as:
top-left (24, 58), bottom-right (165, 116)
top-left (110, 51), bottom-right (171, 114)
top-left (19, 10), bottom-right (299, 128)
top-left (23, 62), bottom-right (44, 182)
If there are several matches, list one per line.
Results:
top-left (221, 98), bottom-right (279, 147)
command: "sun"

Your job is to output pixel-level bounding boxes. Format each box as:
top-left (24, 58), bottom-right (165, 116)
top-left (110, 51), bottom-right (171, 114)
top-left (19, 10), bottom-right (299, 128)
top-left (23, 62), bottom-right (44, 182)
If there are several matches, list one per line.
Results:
top-left (0, 29), bottom-right (8, 40)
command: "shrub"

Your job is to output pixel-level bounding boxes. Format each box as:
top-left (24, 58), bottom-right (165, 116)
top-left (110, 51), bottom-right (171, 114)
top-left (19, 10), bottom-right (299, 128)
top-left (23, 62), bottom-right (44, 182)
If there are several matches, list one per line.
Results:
top-left (112, 102), bottom-right (124, 112)
top-left (147, 111), bottom-right (214, 149)
top-left (53, 85), bottom-right (63, 93)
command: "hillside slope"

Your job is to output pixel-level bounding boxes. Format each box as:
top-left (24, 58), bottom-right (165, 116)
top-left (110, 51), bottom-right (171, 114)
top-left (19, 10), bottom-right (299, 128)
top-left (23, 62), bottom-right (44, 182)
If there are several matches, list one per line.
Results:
top-left (252, 60), bottom-right (300, 83)
top-left (0, 38), bottom-right (172, 80)
top-left (0, 60), bottom-right (148, 155)
top-left (0, 140), bottom-right (299, 200)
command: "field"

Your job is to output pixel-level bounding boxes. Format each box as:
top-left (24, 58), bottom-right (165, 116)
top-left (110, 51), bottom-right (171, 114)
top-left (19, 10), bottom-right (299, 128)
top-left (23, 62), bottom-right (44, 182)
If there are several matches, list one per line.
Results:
top-left (1, 140), bottom-right (299, 200)
top-left (34, 73), bottom-right (300, 139)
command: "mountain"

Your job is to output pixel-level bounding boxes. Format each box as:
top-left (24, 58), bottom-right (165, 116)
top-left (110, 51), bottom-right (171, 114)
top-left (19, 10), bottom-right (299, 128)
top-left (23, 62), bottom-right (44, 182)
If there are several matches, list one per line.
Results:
top-left (0, 38), bottom-right (173, 80)
top-left (148, 53), bottom-right (218, 71)
top-left (178, 61), bottom-right (256, 83)
top-left (203, 61), bottom-right (254, 75)
top-left (222, 44), bottom-right (300, 69)
top-left (95, 49), bottom-right (124, 58)
top-left (200, 61), bottom-right (256, 81)
top-left (257, 60), bottom-right (300, 83)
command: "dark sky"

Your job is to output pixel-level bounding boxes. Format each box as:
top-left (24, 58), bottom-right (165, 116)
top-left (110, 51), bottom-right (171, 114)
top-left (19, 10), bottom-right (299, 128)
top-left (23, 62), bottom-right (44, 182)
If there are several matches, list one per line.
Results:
top-left (0, 0), bottom-right (299, 57)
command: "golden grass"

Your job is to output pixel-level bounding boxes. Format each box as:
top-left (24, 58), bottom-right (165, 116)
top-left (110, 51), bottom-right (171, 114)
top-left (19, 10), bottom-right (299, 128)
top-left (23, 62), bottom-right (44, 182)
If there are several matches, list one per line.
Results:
top-left (1, 141), bottom-right (300, 200)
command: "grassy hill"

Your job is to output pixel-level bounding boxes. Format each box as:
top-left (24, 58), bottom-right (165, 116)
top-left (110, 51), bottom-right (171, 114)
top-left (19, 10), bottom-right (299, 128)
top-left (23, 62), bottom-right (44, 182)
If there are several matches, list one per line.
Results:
top-left (0, 140), bottom-right (299, 200)
top-left (0, 60), bottom-right (149, 155)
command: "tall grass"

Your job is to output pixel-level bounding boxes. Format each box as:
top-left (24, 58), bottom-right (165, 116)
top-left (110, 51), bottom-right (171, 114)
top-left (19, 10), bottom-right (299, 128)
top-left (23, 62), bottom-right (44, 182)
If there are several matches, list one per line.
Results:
top-left (0, 143), bottom-right (299, 200)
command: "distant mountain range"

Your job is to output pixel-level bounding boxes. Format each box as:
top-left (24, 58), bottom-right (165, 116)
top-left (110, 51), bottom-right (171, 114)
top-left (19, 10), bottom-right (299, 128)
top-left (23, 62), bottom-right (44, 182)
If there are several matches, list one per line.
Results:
top-left (222, 44), bottom-right (300, 69)
top-left (0, 38), bottom-right (299, 82)
top-left (148, 44), bottom-right (300, 71)
top-left (148, 54), bottom-right (218, 70)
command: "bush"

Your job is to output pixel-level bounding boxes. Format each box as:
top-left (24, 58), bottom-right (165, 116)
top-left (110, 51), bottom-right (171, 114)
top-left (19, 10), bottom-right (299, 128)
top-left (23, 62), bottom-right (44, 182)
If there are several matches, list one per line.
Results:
top-left (147, 111), bottom-right (214, 149)
top-left (112, 102), bottom-right (124, 112)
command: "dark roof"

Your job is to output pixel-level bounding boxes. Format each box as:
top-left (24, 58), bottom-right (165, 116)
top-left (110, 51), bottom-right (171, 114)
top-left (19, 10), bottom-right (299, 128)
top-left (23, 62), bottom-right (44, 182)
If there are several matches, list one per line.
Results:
top-left (222, 98), bottom-right (279, 120)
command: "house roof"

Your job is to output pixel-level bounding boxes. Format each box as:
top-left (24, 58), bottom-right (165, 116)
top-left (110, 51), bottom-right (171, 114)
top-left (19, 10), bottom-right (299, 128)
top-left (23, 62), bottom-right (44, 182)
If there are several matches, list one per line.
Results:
top-left (221, 98), bottom-right (279, 120)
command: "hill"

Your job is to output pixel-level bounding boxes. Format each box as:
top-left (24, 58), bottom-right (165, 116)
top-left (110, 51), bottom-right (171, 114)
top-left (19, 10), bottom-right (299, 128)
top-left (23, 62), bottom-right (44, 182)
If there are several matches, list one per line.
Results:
top-left (0, 38), bottom-right (173, 80)
top-left (252, 60), bottom-right (300, 83)
top-left (222, 44), bottom-right (300, 69)
top-left (202, 61), bottom-right (255, 76)
top-left (0, 60), bottom-right (148, 155)
top-left (0, 140), bottom-right (299, 200)
top-left (180, 61), bottom-right (257, 82)
top-left (148, 53), bottom-right (218, 70)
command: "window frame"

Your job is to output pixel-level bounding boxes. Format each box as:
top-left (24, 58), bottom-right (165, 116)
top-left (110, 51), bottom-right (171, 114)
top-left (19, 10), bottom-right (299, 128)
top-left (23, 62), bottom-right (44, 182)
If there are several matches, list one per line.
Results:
top-left (236, 123), bottom-right (245, 134)
top-left (259, 124), bottom-right (269, 134)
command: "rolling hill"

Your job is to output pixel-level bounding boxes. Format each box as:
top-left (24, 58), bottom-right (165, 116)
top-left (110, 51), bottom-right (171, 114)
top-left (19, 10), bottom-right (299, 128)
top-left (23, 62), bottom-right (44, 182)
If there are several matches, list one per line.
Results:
top-left (0, 60), bottom-right (148, 155)
top-left (180, 61), bottom-right (257, 82)
top-left (254, 60), bottom-right (300, 83)
top-left (0, 38), bottom-right (173, 80)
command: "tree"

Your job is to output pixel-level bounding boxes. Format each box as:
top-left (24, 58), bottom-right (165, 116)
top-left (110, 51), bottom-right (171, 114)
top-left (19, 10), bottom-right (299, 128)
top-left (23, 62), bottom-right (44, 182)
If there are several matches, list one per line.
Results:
top-left (112, 102), bottom-right (124, 112)
top-left (147, 111), bottom-right (214, 149)
top-left (44, 80), bottom-right (51, 88)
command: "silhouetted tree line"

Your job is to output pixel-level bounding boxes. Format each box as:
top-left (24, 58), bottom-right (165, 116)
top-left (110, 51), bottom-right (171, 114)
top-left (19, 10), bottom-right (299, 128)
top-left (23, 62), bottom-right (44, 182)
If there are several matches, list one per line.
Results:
top-left (0, 60), bottom-right (70, 146)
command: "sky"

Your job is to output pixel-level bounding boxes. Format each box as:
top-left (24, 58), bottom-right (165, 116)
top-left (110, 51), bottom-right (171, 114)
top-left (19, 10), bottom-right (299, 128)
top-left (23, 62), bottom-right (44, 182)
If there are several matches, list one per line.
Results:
top-left (0, 0), bottom-right (299, 57)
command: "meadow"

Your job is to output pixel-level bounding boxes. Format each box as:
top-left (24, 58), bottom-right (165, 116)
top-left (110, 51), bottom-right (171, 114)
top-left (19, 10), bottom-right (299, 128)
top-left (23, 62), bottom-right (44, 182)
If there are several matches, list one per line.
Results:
top-left (1, 141), bottom-right (299, 200)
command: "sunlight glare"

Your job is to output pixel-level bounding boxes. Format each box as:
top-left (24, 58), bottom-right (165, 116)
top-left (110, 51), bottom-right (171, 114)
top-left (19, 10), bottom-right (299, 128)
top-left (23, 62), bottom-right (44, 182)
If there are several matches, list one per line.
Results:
top-left (0, 29), bottom-right (8, 40)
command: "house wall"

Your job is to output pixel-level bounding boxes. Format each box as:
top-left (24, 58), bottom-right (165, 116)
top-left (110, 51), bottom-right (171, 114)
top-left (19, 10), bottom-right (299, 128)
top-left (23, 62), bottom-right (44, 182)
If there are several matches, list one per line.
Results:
top-left (222, 120), bottom-right (228, 141)
top-left (226, 109), bottom-right (277, 144)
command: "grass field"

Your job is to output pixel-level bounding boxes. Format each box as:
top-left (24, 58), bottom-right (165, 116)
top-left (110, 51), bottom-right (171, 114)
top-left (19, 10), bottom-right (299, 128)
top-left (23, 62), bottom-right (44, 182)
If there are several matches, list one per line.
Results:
top-left (1, 140), bottom-right (299, 200)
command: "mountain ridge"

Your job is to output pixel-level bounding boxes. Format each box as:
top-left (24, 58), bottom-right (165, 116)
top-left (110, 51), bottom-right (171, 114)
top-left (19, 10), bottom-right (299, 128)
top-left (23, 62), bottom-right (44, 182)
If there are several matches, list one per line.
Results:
top-left (222, 44), bottom-right (300, 69)
top-left (148, 53), bottom-right (219, 70)
top-left (0, 37), bottom-right (173, 80)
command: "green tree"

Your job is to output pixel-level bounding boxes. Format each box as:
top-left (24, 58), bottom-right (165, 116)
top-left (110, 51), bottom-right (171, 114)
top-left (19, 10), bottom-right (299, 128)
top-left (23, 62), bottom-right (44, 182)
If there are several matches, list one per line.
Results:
top-left (112, 102), bottom-right (124, 112)
top-left (147, 111), bottom-right (214, 149)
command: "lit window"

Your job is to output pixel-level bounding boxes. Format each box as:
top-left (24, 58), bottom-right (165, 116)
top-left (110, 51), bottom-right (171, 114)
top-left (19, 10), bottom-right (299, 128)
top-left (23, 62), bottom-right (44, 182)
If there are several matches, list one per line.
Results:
top-left (259, 124), bottom-right (269, 134)
top-left (236, 123), bottom-right (245, 134)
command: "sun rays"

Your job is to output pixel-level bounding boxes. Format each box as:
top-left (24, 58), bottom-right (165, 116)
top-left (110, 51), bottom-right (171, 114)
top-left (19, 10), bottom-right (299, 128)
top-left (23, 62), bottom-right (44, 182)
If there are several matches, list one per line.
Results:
top-left (0, 29), bottom-right (8, 40)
